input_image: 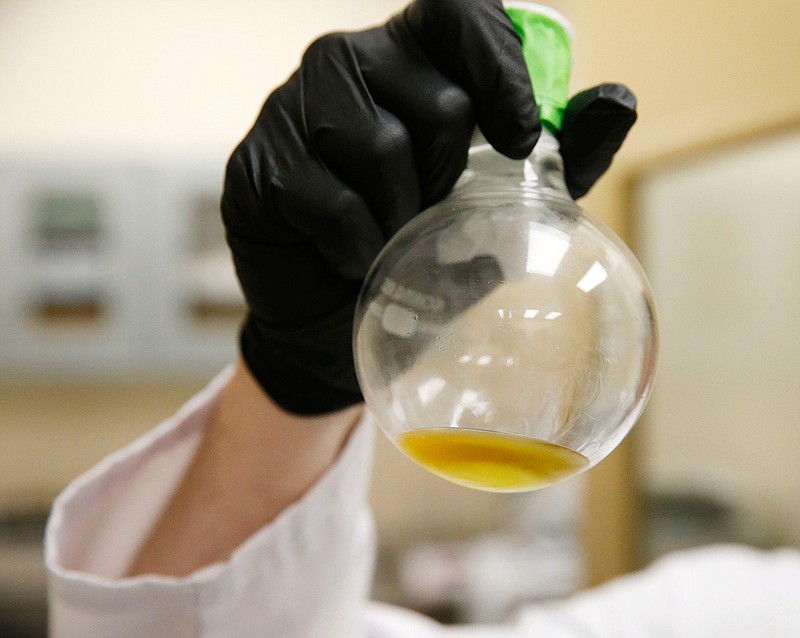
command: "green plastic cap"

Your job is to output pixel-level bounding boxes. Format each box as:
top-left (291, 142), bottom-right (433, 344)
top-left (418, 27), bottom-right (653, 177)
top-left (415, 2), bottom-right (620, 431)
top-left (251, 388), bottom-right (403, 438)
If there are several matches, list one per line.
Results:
top-left (506, 2), bottom-right (573, 134)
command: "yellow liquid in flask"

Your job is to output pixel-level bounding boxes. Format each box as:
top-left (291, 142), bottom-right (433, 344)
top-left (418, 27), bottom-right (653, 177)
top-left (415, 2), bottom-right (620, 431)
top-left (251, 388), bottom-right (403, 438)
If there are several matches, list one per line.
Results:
top-left (396, 428), bottom-right (589, 492)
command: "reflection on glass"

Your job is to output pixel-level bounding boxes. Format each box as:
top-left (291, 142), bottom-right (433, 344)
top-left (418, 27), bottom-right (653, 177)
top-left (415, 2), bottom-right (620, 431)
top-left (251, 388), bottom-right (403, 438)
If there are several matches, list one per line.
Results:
top-left (417, 377), bottom-right (446, 405)
top-left (576, 261), bottom-right (608, 293)
top-left (526, 222), bottom-right (571, 276)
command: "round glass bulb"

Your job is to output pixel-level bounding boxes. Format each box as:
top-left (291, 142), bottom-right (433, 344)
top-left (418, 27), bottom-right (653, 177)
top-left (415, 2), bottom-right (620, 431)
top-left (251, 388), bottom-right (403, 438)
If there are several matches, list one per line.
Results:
top-left (354, 133), bottom-right (658, 492)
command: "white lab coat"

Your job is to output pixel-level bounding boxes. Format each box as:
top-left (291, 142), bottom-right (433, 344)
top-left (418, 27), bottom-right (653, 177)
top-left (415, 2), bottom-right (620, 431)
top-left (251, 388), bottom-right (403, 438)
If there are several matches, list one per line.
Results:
top-left (46, 367), bottom-right (800, 637)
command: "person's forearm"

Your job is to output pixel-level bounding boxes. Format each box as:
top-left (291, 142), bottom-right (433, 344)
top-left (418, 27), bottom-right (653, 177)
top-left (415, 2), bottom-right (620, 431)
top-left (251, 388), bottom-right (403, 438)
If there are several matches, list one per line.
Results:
top-left (128, 357), bottom-right (362, 577)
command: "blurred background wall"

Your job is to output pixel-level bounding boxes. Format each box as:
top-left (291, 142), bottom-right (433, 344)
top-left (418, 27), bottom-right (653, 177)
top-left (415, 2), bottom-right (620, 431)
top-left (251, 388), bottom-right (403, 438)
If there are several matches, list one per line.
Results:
top-left (569, 0), bottom-right (800, 583)
top-left (1, 0), bottom-right (798, 634)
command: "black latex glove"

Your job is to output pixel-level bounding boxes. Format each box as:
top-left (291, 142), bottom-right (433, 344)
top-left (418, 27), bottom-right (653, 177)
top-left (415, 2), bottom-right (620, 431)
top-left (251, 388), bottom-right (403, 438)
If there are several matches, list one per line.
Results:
top-left (222, 0), bottom-right (637, 415)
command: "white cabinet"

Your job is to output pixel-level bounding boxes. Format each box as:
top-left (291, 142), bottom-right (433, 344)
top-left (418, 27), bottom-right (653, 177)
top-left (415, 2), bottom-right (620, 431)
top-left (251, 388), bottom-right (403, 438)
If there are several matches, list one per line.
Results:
top-left (0, 159), bottom-right (244, 381)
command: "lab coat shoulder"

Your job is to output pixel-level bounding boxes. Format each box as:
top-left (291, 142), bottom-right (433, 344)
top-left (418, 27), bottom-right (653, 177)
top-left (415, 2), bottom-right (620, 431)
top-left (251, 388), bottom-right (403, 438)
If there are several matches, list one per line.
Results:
top-left (45, 366), bottom-right (379, 638)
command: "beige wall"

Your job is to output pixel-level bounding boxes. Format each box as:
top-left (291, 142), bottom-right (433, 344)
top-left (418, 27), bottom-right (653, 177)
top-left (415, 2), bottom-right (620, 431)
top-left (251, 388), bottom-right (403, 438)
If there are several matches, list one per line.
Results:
top-left (571, 0), bottom-right (800, 232)
top-left (0, 0), bottom-right (407, 160)
top-left (1, 382), bottom-right (201, 507)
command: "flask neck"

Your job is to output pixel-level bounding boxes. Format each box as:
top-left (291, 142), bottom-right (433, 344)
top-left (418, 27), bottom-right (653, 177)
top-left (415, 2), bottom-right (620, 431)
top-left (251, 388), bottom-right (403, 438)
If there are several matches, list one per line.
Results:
top-left (523, 129), bottom-right (569, 196)
top-left (463, 129), bottom-right (571, 200)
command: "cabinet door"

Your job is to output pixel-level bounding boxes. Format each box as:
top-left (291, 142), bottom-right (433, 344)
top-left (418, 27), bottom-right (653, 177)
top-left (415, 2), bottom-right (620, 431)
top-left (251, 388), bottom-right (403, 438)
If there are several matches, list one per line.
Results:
top-left (0, 162), bottom-right (144, 378)
top-left (142, 161), bottom-right (243, 376)
top-left (0, 159), bottom-right (242, 381)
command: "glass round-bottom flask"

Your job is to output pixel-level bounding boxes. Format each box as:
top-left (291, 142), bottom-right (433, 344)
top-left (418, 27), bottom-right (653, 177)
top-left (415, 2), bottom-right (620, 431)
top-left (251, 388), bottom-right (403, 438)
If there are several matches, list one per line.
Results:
top-left (354, 133), bottom-right (658, 492)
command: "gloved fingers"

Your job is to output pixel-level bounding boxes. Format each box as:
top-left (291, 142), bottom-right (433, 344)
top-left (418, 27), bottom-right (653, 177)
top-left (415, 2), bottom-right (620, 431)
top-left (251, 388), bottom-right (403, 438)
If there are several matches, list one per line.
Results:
top-left (229, 232), bottom-right (362, 326)
top-left (271, 156), bottom-right (386, 281)
top-left (222, 151), bottom-right (368, 321)
top-left (398, 0), bottom-right (539, 159)
top-left (350, 26), bottom-right (475, 209)
top-left (300, 32), bottom-right (422, 239)
top-left (222, 77), bottom-right (386, 282)
top-left (560, 83), bottom-right (638, 199)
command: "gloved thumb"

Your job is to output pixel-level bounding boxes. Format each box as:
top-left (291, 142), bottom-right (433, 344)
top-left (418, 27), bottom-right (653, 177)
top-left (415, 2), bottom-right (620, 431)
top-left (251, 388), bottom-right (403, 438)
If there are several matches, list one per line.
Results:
top-left (559, 83), bottom-right (638, 199)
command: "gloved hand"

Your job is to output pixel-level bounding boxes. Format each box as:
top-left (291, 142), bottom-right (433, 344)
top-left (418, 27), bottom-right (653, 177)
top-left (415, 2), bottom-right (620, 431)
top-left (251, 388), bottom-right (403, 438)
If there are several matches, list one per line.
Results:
top-left (222, 0), bottom-right (637, 415)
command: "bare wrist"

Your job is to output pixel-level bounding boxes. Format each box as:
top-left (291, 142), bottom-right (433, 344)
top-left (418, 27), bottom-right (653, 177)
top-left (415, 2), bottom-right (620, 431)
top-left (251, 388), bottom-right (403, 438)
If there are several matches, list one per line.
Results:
top-left (128, 358), bottom-right (363, 577)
